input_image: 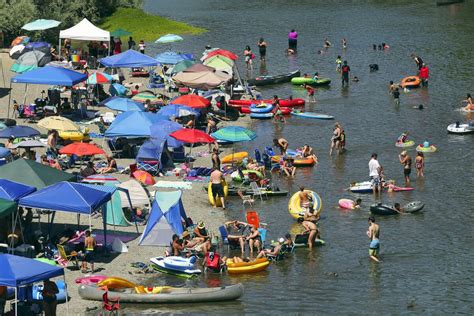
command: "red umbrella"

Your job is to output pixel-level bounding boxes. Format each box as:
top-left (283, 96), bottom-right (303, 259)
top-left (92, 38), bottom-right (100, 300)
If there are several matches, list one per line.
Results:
top-left (170, 128), bottom-right (215, 144)
top-left (170, 94), bottom-right (210, 109)
top-left (203, 49), bottom-right (238, 61)
top-left (133, 170), bottom-right (156, 185)
top-left (59, 142), bottom-right (105, 156)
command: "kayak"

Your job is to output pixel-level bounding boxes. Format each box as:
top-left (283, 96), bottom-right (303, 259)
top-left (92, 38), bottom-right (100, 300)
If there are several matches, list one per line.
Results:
top-left (349, 181), bottom-right (373, 193)
top-left (288, 190), bottom-right (322, 219)
top-left (229, 98), bottom-right (305, 108)
top-left (291, 77), bottom-right (331, 86)
top-left (208, 180), bottom-right (228, 206)
top-left (75, 275), bottom-right (107, 285)
top-left (247, 69), bottom-right (301, 86)
top-left (98, 277), bottom-right (136, 290)
top-left (250, 112), bottom-right (273, 119)
top-left (221, 151), bottom-right (248, 164)
top-left (390, 185), bottom-right (415, 192)
top-left (240, 106), bottom-right (291, 115)
top-left (447, 123), bottom-right (474, 134)
top-left (226, 258), bottom-right (270, 274)
top-left (338, 198), bottom-right (356, 209)
top-left (400, 76), bottom-right (421, 89)
top-left (395, 140), bottom-right (415, 148)
top-left (78, 283), bottom-right (244, 303)
top-left (150, 256), bottom-right (201, 275)
top-left (370, 201), bottom-right (424, 215)
top-left (416, 145), bottom-right (437, 152)
top-left (33, 280), bottom-right (67, 302)
top-left (250, 103), bottom-right (273, 113)
top-left (291, 110), bottom-right (334, 120)
top-left (231, 170), bottom-right (264, 182)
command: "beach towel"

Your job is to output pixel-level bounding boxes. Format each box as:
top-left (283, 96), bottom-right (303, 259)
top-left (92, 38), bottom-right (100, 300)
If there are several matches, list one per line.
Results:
top-left (153, 181), bottom-right (193, 190)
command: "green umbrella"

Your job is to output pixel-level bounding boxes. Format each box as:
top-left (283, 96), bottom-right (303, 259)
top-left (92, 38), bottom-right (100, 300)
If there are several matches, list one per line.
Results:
top-left (211, 126), bottom-right (257, 142)
top-left (111, 29), bottom-right (132, 37)
top-left (171, 60), bottom-right (196, 74)
top-left (203, 55), bottom-right (234, 72)
top-left (22, 19), bottom-right (61, 31)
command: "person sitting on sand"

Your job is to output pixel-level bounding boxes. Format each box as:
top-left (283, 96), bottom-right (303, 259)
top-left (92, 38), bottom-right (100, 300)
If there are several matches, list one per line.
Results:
top-left (193, 222), bottom-right (210, 243)
top-left (225, 220), bottom-right (249, 255)
top-left (80, 161), bottom-right (96, 178)
top-left (171, 234), bottom-right (184, 256)
top-left (99, 156), bottom-right (117, 174)
top-left (182, 231), bottom-right (210, 255)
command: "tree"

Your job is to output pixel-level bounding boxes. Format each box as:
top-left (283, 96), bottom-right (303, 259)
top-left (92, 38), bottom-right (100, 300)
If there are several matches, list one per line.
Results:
top-left (0, 0), bottom-right (38, 42)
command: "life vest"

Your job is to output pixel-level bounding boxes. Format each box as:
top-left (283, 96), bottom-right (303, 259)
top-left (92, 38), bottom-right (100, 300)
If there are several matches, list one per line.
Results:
top-left (205, 252), bottom-right (221, 270)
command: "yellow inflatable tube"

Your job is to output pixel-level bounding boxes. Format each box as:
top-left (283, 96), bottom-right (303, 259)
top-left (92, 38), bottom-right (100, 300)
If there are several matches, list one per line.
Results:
top-left (221, 152), bottom-right (248, 164)
top-left (98, 277), bottom-right (136, 289)
top-left (226, 258), bottom-right (270, 274)
top-left (208, 180), bottom-right (228, 206)
top-left (58, 130), bottom-right (89, 141)
top-left (288, 190), bottom-right (322, 219)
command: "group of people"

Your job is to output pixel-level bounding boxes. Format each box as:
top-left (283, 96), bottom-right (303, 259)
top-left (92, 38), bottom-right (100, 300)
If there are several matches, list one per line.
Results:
top-left (329, 122), bottom-right (346, 155)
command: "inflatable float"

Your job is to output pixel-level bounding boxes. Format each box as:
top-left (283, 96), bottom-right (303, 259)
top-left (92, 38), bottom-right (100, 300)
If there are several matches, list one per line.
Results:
top-left (78, 283), bottom-right (244, 303)
top-left (349, 181), bottom-right (373, 194)
top-left (229, 98), bottom-right (305, 108)
top-left (416, 144), bottom-right (437, 152)
top-left (400, 76), bottom-right (421, 89)
top-left (288, 190), bottom-right (322, 219)
top-left (395, 140), bottom-right (415, 148)
top-left (221, 151), bottom-right (248, 164)
top-left (230, 169), bottom-right (264, 182)
top-left (447, 122), bottom-right (474, 134)
top-left (338, 198), bottom-right (356, 209)
top-left (226, 258), bottom-right (270, 274)
top-left (250, 103), bottom-right (273, 113)
top-left (370, 201), bottom-right (424, 215)
top-left (150, 256), bottom-right (201, 275)
top-left (250, 112), bottom-right (273, 119)
top-left (58, 130), bottom-right (89, 141)
top-left (291, 110), bottom-right (334, 120)
top-left (240, 105), bottom-right (291, 115)
top-left (75, 275), bottom-right (107, 285)
top-left (208, 180), bottom-right (228, 206)
top-left (97, 277), bottom-right (137, 290)
top-left (291, 77), bottom-right (331, 86)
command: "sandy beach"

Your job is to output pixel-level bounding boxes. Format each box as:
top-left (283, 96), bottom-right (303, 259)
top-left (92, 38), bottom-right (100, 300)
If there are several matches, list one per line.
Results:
top-left (0, 51), bottom-right (251, 315)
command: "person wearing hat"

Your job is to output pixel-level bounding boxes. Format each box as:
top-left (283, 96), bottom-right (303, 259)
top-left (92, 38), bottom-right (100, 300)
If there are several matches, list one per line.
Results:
top-left (193, 222), bottom-right (210, 243)
top-left (398, 150), bottom-right (412, 186)
top-left (183, 231), bottom-right (211, 255)
top-left (366, 216), bottom-right (380, 262)
top-left (256, 237), bottom-right (285, 259)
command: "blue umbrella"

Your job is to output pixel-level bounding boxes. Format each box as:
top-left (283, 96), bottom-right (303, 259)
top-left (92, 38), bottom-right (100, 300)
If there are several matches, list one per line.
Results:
top-left (155, 34), bottom-right (183, 44)
top-left (99, 96), bottom-right (144, 112)
top-left (155, 52), bottom-right (193, 65)
top-left (211, 126), bottom-right (257, 143)
top-left (157, 104), bottom-right (199, 119)
top-left (150, 120), bottom-right (183, 148)
top-left (22, 19), bottom-right (61, 31)
top-left (0, 126), bottom-right (40, 139)
top-left (109, 83), bottom-right (128, 97)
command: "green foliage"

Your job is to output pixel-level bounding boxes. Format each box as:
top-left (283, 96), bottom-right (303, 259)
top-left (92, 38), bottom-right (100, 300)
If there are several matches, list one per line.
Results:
top-left (0, 0), bottom-right (38, 39)
top-left (99, 7), bottom-right (206, 42)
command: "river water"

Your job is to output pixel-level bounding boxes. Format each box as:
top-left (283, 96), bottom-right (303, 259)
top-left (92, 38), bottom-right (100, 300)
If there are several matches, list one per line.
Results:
top-left (129, 1), bottom-right (474, 314)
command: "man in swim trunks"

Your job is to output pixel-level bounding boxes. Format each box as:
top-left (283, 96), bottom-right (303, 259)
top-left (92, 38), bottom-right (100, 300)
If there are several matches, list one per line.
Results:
top-left (225, 220), bottom-right (248, 254)
top-left (368, 153), bottom-right (382, 194)
top-left (273, 137), bottom-right (288, 155)
top-left (366, 216), bottom-right (380, 262)
top-left (210, 168), bottom-right (226, 209)
top-left (272, 95), bottom-right (286, 123)
top-left (341, 61), bottom-right (350, 87)
top-left (298, 186), bottom-right (311, 212)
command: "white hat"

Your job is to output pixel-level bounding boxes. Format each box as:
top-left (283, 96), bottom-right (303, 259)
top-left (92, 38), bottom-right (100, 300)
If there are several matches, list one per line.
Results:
top-left (278, 237), bottom-right (285, 243)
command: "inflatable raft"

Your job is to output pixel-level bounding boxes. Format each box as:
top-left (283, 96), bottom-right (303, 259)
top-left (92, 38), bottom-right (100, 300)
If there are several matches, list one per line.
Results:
top-left (78, 283), bottom-right (244, 303)
top-left (349, 181), bottom-right (373, 193)
top-left (288, 190), bottom-right (322, 219)
top-left (270, 155), bottom-right (316, 166)
top-left (229, 98), bottom-right (305, 108)
top-left (240, 105), bottom-right (291, 115)
top-left (447, 122), bottom-right (474, 134)
top-left (250, 112), bottom-right (273, 119)
top-left (221, 151), bottom-right (248, 164)
top-left (250, 103), bottom-right (273, 113)
top-left (416, 144), bottom-right (437, 152)
top-left (291, 110), bottom-right (334, 120)
top-left (208, 180), bottom-right (228, 206)
top-left (230, 169), bottom-right (264, 182)
top-left (291, 77), bottom-right (331, 86)
top-left (59, 130), bottom-right (89, 141)
top-left (75, 275), bottom-right (107, 285)
top-left (150, 256), bottom-right (201, 275)
top-left (370, 201), bottom-right (424, 215)
top-left (400, 76), bottom-right (421, 89)
top-left (395, 140), bottom-right (415, 148)
top-left (226, 258), bottom-right (270, 274)
top-left (98, 277), bottom-right (136, 290)
top-left (338, 198), bottom-right (356, 209)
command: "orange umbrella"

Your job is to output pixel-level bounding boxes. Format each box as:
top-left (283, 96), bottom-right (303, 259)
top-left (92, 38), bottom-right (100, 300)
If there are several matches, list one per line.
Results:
top-left (170, 94), bottom-right (210, 109)
top-left (59, 142), bottom-right (105, 156)
top-left (133, 170), bottom-right (156, 185)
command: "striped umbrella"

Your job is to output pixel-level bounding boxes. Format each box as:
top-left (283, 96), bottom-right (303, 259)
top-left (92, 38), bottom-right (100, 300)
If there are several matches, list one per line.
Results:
top-left (86, 72), bottom-right (113, 84)
top-left (82, 174), bottom-right (119, 184)
top-left (211, 126), bottom-right (256, 143)
top-left (132, 92), bottom-right (163, 105)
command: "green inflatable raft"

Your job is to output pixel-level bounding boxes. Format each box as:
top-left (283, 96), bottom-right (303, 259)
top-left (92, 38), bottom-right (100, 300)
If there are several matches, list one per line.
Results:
top-left (291, 77), bottom-right (331, 86)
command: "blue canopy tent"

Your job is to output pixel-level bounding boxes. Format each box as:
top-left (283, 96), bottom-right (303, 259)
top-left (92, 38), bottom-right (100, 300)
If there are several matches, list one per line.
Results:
top-left (109, 83), bottom-right (128, 97)
top-left (0, 254), bottom-right (66, 316)
top-left (136, 138), bottom-right (174, 172)
top-left (8, 66), bottom-right (87, 117)
top-left (19, 182), bottom-right (112, 249)
top-left (0, 147), bottom-right (12, 166)
top-left (99, 49), bottom-right (159, 68)
top-left (150, 120), bottom-right (183, 148)
top-left (157, 104), bottom-right (200, 119)
top-left (105, 111), bottom-right (166, 138)
top-left (99, 96), bottom-right (144, 112)
top-left (0, 179), bottom-right (36, 201)
top-left (139, 191), bottom-right (188, 246)
top-left (155, 52), bottom-right (193, 65)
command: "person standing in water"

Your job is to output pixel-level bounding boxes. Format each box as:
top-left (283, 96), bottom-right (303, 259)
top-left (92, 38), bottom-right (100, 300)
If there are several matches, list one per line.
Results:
top-left (415, 152), bottom-right (425, 177)
top-left (244, 45), bottom-right (254, 70)
top-left (341, 61), bottom-right (350, 87)
top-left (398, 151), bottom-right (412, 186)
top-left (369, 153), bottom-right (382, 194)
top-left (367, 216), bottom-right (380, 262)
top-left (257, 38), bottom-right (267, 62)
top-left (419, 63), bottom-right (429, 87)
top-left (336, 55), bottom-right (342, 72)
top-left (342, 38), bottom-right (347, 49)
top-left (288, 29), bottom-right (298, 52)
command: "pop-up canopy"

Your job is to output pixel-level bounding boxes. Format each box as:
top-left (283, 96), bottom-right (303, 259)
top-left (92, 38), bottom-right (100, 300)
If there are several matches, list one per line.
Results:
top-left (59, 18), bottom-right (109, 41)
top-left (99, 49), bottom-right (159, 68)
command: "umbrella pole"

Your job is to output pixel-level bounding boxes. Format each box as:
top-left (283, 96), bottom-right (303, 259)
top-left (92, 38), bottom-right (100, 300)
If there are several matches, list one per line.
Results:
top-left (7, 81), bottom-right (12, 118)
top-left (22, 84), bottom-right (28, 106)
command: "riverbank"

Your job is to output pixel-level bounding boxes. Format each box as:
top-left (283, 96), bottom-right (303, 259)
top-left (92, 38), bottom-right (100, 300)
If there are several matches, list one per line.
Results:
top-left (99, 8), bottom-right (206, 42)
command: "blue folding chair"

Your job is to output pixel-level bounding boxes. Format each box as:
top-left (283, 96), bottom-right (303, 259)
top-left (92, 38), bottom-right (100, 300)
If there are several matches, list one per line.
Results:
top-left (258, 228), bottom-right (267, 248)
top-left (218, 225), bottom-right (230, 252)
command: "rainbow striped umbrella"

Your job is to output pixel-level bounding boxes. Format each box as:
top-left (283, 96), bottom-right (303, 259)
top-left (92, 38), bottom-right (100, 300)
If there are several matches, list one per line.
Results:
top-left (211, 126), bottom-right (256, 143)
top-left (132, 92), bottom-right (163, 105)
top-left (86, 72), bottom-right (113, 84)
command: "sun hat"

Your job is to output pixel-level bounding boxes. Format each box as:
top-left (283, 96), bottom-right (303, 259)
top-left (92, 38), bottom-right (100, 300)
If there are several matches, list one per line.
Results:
top-left (197, 221), bottom-right (205, 229)
top-left (182, 231), bottom-right (190, 238)
top-left (278, 237), bottom-right (285, 243)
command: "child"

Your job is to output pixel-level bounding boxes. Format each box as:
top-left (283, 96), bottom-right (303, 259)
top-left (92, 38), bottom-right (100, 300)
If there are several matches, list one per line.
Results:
top-left (336, 55), bottom-right (342, 72)
top-left (304, 84), bottom-right (315, 103)
top-left (312, 72), bottom-right (320, 81)
top-left (393, 88), bottom-right (400, 105)
top-left (139, 40), bottom-right (146, 54)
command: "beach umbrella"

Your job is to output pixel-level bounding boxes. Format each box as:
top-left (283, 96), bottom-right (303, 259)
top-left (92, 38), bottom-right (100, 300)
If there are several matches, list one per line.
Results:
top-left (22, 19), bottom-right (61, 31)
top-left (155, 34), bottom-right (183, 44)
top-left (211, 126), bottom-right (257, 143)
top-left (132, 92), bottom-right (162, 105)
top-left (171, 60), bottom-right (196, 74)
top-left (155, 52), bottom-right (193, 65)
top-left (173, 69), bottom-right (231, 90)
top-left (9, 45), bottom-right (25, 59)
top-left (37, 116), bottom-right (79, 132)
top-left (59, 142), bottom-right (105, 156)
top-left (100, 96), bottom-right (144, 112)
top-left (170, 94), bottom-right (210, 109)
top-left (10, 36), bottom-right (30, 47)
top-left (86, 72), bottom-right (113, 85)
top-left (202, 49), bottom-right (238, 61)
top-left (133, 170), bottom-right (155, 186)
top-left (169, 128), bottom-right (215, 144)
top-left (157, 104), bottom-right (199, 118)
top-left (203, 55), bottom-right (234, 72)
top-left (110, 29), bottom-right (132, 37)
top-left (82, 174), bottom-right (119, 184)
top-left (0, 126), bottom-right (40, 138)
top-left (10, 51), bottom-right (46, 73)
top-left (10, 140), bottom-right (46, 149)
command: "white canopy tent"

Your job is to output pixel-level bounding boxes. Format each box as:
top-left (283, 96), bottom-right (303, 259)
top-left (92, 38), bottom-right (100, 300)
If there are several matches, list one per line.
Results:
top-left (59, 18), bottom-right (110, 56)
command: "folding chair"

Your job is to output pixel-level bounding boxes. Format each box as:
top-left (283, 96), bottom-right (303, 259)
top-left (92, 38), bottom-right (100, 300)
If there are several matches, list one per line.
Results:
top-left (250, 181), bottom-right (266, 201)
top-left (237, 190), bottom-right (254, 207)
top-left (102, 291), bottom-right (120, 315)
top-left (218, 226), bottom-right (230, 253)
top-left (55, 244), bottom-right (79, 268)
top-left (258, 228), bottom-right (267, 248)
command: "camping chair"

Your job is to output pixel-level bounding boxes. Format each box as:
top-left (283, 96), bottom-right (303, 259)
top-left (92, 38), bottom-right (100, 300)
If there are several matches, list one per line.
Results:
top-left (237, 190), bottom-right (254, 208)
top-left (218, 225), bottom-right (230, 253)
top-left (250, 181), bottom-right (267, 201)
top-left (246, 211), bottom-right (260, 228)
top-left (55, 244), bottom-right (79, 268)
top-left (102, 291), bottom-right (120, 315)
top-left (258, 228), bottom-right (267, 248)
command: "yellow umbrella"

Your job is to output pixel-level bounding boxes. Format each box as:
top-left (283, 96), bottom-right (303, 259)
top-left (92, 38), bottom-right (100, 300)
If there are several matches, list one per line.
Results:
top-left (37, 116), bottom-right (79, 132)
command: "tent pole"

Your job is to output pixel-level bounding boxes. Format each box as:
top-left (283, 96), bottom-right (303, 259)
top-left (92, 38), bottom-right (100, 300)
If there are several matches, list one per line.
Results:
top-left (14, 287), bottom-right (17, 316)
top-left (77, 214), bottom-right (80, 230)
top-left (59, 38), bottom-right (62, 59)
top-left (22, 84), bottom-right (28, 106)
top-left (7, 81), bottom-right (12, 118)
top-left (48, 212), bottom-right (56, 239)
top-left (102, 205), bottom-right (107, 253)
top-left (88, 215), bottom-right (92, 232)
top-left (1, 59), bottom-right (5, 87)
top-left (63, 274), bottom-right (69, 316)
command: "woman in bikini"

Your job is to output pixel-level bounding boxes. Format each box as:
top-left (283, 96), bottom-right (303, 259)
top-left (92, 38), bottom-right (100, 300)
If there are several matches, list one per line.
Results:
top-left (329, 123), bottom-right (342, 155)
top-left (415, 152), bottom-right (424, 177)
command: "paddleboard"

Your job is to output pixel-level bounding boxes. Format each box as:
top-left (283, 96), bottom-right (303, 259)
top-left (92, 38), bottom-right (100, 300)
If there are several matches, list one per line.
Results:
top-left (291, 110), bottom-right (334, 120)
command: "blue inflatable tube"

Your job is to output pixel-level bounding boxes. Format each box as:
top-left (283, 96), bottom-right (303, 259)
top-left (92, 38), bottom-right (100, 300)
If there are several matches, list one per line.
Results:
top-left (250, 112), bottom-right (273, 119)
top-left (250, 103), bottom-right (273, 113)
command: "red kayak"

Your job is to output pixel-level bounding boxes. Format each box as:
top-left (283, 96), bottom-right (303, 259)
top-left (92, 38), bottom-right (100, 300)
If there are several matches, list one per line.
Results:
top-left (229, 98), bottom-right (305, 108)
top-left (240, 106), bottom-right (291, 115)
